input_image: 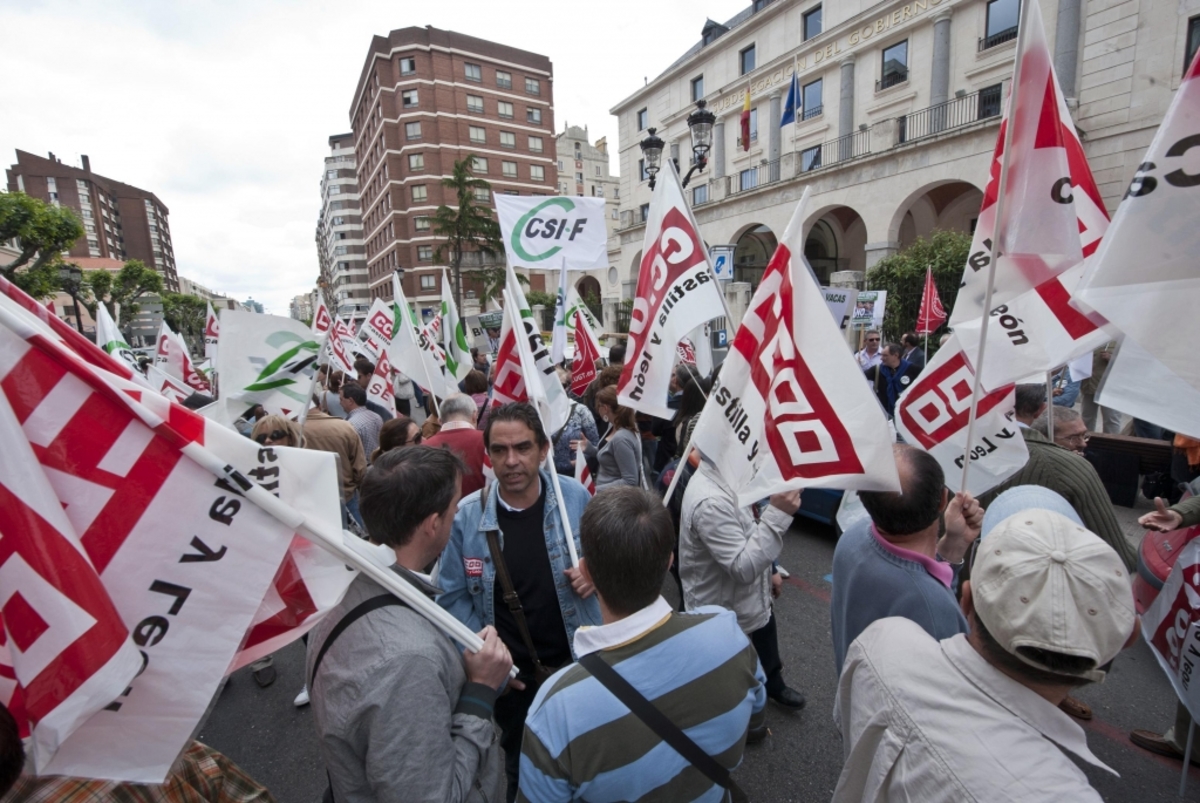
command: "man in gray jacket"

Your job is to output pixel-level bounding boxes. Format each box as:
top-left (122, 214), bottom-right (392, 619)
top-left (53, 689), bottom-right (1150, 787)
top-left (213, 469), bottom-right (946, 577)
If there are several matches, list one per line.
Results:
top-left (679, 452), bottom-right (806, 708)
top-left (307, 446), bottom-right (515, 803)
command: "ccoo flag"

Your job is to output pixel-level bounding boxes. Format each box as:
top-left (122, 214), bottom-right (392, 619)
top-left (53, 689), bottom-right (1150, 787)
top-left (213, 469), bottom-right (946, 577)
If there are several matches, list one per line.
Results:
top-left (570, 309), bottom-right (602, 397)
top-left (204, 302), bottom-right (219, 361)
top-left (617, 160), bottom-right (726, 419)
top-left (689, 189), bottom-right (899, 506)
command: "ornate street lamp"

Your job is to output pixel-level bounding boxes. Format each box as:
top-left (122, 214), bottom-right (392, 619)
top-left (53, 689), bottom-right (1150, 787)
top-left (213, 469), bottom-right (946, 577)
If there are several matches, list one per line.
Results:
top-left (638, 127), bottom-right (665, 190)
top-left (639, 100), bottom-right (718, 191)
top-left (57, 262), bottom-right (85, 335)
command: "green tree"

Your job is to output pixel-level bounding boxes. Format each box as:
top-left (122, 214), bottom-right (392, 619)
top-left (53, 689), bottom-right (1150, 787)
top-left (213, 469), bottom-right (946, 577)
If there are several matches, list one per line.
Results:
top-left (161, 292), bottom-right (208, 351)
top-left (82, 259), bottom-right (163, 321)
top-left (431, 156), bottom-right (503, 310)
top-left (10, 260), bottom-right (63, 300)
top-left (865, 230), bottom-right (970, 348)
top-left (0, 192), bottom-right (85, 278)
top-left (475, 266), bottom-right (527, 308)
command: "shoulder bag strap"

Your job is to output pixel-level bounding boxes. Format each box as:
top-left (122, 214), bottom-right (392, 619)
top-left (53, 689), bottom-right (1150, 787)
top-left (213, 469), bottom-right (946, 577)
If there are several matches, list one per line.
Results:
top-left (483, 502), bottom-right (552, 678)
top-left (551, 402), bottom-right (577, 448)
top-left (310, 595), bottom-right (407, 688)
top-left (579, 653), bottom-right (749, 803)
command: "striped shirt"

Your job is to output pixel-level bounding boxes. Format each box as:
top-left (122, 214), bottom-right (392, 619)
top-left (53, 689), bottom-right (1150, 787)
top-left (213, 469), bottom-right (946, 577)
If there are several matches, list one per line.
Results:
top-left (517, 597), bottom-right (766, 802)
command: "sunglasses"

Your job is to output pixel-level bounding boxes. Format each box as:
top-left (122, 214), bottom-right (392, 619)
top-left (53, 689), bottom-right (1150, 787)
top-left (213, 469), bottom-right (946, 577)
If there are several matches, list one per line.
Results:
top-left (867, 338), bottom-right (880, 342)
top-left (255, 430), bottom-right (288, 445)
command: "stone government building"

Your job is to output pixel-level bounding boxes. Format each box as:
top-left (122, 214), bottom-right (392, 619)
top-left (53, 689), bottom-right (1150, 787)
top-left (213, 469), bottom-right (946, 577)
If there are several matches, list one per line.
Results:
top-left (608, 0), bottom-right (1200, 327)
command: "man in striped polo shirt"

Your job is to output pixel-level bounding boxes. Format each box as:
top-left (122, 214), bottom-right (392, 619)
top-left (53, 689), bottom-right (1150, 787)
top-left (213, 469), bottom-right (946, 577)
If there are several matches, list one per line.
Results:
top-left (517, 487), bottom-right (766, 801)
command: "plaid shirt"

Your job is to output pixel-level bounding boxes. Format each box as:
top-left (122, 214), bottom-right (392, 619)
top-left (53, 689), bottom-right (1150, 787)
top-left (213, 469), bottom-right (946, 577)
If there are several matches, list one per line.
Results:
top-left (4, 741), bottom-right (276, 803)
top-left (346, 406), bottom-right (383, 459)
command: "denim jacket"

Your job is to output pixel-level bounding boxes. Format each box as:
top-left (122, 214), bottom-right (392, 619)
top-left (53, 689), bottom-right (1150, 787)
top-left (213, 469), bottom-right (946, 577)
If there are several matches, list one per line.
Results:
top-left (437, 470), bottom-right (601, 654)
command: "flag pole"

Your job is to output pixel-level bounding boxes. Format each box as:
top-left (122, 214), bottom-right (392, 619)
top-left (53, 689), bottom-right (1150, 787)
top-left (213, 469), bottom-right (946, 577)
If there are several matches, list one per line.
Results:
top-left (1045, 370), bottom-right (1055, 442)
top-left (958, 0), bottom-right (1029, 493)
top-left (503, 288), bottom-right (580, 568)
top-left (661, 447), bottom-right (690, 508)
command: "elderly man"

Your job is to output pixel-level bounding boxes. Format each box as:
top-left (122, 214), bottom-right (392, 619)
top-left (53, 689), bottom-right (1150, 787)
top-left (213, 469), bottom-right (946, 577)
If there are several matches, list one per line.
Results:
top-left (438, 402), bottom-right (600, 801)
top-left (833, 487), bottom-right (1138, 802)
top-left (1033, 405), bottom-right (1089, 456)
top-left (307, 446), bottom-right (513, 803)
top-left (518, 487), bottom-right (767, 802)
top-left (831, 445), bottom-right (981, 674)
top-left (424, 393), bottom-right (487, 495)
top-left (680, 452), bottom-right (807, 709)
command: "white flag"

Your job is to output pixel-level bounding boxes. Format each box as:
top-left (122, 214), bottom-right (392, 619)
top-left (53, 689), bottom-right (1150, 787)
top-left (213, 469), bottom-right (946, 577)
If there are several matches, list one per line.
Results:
top-left (1075, 50), bottom-right (1200, 396)
top-left (617, 160), bottom-right (726, 419)
top-left (312, 297), bottom-right (333, 336)
top-left (326, 316), bottom-right (358, 376)
top-left (503, 263), bottom-right (570, 432)
top-left (496, 196), bottom-right (609, 270)
top-left (565, 283), bottom-right (601, 335)
top-left (96, 302), bottom-right (142, 378)
top-left (1141, 537), bottom-right (1200, 723)
top-left (388, 274), bottom-right (455, 398)
top-left (551, 260), bottom-right (571, 364)
top-left (204, 302), bottom-right (218, 362)
top-left (689, 189), bottom-right (899, 506)
top-left (440, 275), bottom-right (472, 382)
top-left (949, 0), bottom-right (1109, 327)
top-left (357, 298), bottom-right (393, 360)
top-left (215, 308), bottom-right (322, 418)
top-left (1094, 336), bottom-right (1200, 440)
top-left (574, 441), bottom-right (595, 495)
top-left (894, 334), bottom-right (1029, 496)
top-left (366, 348), bottom-right (397, 418)
top-left (155, 321), bottom-right (210, 394)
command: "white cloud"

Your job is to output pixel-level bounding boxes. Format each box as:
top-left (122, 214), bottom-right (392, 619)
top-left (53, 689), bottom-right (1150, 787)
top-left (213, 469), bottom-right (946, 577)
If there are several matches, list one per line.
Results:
top-left (1, 0), bottom-right (745, 314)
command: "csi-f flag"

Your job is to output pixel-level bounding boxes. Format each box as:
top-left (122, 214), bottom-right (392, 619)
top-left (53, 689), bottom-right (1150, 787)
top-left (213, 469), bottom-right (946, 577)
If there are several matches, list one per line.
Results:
top-left (216, 308), bottom-right (322, 418)
top-left (439, 275), bottom-right (472, 382)
top-left (495, 196), bottom-right (609, 270)
top-left (689, 189), bottom-right (899, 506)
top-left (551, 260), bottom-right (571, 364)
top-left (388, 274), bottom-right (455, 398)
top-left (96, 301), bottom-right (141, 377)
top-left (617, 159), bottom-right (726, 419)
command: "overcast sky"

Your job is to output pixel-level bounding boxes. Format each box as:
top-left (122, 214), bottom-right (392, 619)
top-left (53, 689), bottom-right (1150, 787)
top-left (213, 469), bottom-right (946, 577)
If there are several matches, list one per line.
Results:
top-left (1, 0), bottom-right (747, 314)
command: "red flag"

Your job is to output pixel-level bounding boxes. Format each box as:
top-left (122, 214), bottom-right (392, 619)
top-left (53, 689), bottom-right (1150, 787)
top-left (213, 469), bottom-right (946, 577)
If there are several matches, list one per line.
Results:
top-left (916, 267), bottom-right (947, 334)
top-left (574, 442), bottom-right (595, 495)
top-left (570, 310), bottom-right (600, 397)
top-left (740, 85), bottom-right (752, 152)
top-left (489, 302), bottom-right (528, 409)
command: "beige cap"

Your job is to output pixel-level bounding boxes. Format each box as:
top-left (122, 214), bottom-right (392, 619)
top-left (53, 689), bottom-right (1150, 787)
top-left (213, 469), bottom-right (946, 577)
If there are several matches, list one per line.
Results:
top-left (972, 508), bottom-right (1135, 682)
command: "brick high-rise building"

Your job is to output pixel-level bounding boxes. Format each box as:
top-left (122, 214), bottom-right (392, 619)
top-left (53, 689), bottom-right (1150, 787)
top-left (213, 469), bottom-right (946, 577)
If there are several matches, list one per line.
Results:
top-left (316, 133), bottom-right (369, 321)
top-left (350, 26), bottom-right (556, 311)
top-left (6, 150), bottom-right (179, 292)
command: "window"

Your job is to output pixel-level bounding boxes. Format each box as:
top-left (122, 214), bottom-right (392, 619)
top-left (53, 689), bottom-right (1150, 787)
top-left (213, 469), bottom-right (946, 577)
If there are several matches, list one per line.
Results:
top-left (636, 108), bottom-right (648, 130)
top-left (525, 77), bottom-right (540, 95)
top-left (474, 187), bottom-right (490, 202)
top-left (405, 121), bottom-right (421, 139)
top-left (334, 245), bottom-right (347, 255)
top-left (575, 172), bottom-right (583, 182)
top-left (497, 101), bottom-right (514, 118)
top-left (977, 83), bottom-right (1003, 118)
top-left (333, 216), bottom-right (344, 225)
top-left (500, 131), bottom-right (516, 148)
top-left (470, 125), bottom-right (487, 144)
top-left (613, 186), bottom-right (619, 198)
top-left (802, 78), bottom-right (823, 120)
top-left (593, 186), bottom-right (603, 197)
top-left (420, 274), bottom-right (437, 290)
top-left (326, 169), bottom-right (337, 179)
top-left (527, 107), bottom-right (542, 124)
top-left (753, 0), bottom-right (773, 10)
top-left (739, 168), bottom-right (758, 191)
top-left (528, 136), bottom-right (544, 152)
top-left (639, 203), bottom-right (650, 222)
top-left (557, 160), bottom-right (564, 170)
top-left (496, 70), bottom-right (512, 88)
top-left (530, 165), bottom-right (545, 181)
top-left (328, 185), bottom-right (340, 195)
top-left (472, 156), bottom-right (488, 173)
top-left (740, 44), bottom-right (756, 75)
top-left (1187, 16), bottom-right (1200, 75)
top-left (749, 108), bottom-right (758, 142)
top-left (502, 161), bottom-right (518, 177)
top-left (691, 75), bottom-right (704, 102)
top-left (467, 94), bottom-right (484, 113)
top-left (803, 5), bottom-right (822, 40)
top-left (402, 89), bottom-right (419, 107)
top-left (411, 185), bottom-right (427, 202)
top-left (880, 40), bottom-right (909, 89)
top-left (408, 153), bottom-right (425, 172)
top-left (983, 0), bottom-right (1019, 49)
top-left (400, 57), bottom-right (416, 75)
top-left (414, 216), bottom-right (430, 231)
top-left (801, 145), bottom-right (822, 172)
top-left (417, 245), bottom-right (433, 261)
top-left (639, 159), bottom-right (648, 182)
top-left (595, 165), bottom-right (601, 176)
top-left (465, 62), bottom-right (482, 81)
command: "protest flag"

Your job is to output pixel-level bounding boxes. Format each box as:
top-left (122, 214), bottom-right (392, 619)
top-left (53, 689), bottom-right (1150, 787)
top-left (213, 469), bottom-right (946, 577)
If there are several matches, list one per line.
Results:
top-left (96, 301), bottom-right (143, 378)
top-left (311, 297), bottom-right (333, 336)
top-left (1142, 537), bottom-right (1200, 725)
top-left (326, 315), bottom-right (358, 376)
top-left (1075, 47), bottom-right (1200, 396)
top-left (689, 189), bottom-right (899, 506)
top-left (915, 266), bottom-right (946, 335)
top-left (155, 320), bottom-right (210, 394)
top-left (215, 309), bottom-right (321, 420)
top-left (617, 159), bottom-right (728, 419)
top-left (440, 274), bottom-right (472, 382)
top-left (388, 274), bottom-right (454, 401)
top-left (489, 295), bottom-right (528, 410)
top-left (503, 262), bottom-right (570, 432)
top-left (574, 441), bottom-right (595, 495)
top-left (565, 283), bottom-right (601, 336)
top-left (356, 298), bottom-right (393, 360)
top-left (570, 309), bottom-right (601, 397)
top-left (551, 260), bottom-right (571, 364)
top-left (366, 348), bottom-right (397, 418)
top-left (204, 302), bottom-right (219, 361)
top-left (780, 62), bottom-right (800, 127)
top-left (494, 196), bottom-right (609, 271)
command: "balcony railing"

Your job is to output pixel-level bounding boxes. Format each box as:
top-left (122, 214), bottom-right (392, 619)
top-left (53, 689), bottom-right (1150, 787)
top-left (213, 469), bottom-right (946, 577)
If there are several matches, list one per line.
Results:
top-left (979, 26), bottom-right (1018, 51)
top-left (876, 71), bottom-right (908, 92)
top-left (897, 85), bottom-right (1002, 144)
top-left (729, 159), bottom-right (782, 196)
top-left (802, 104), bottom-right (823, 121)
top-left (797, 128), bottom-right (872, 175)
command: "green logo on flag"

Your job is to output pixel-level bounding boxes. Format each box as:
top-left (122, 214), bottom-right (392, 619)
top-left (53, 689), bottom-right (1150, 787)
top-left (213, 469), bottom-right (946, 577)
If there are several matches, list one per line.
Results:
top-left (511, 198), bottom-right (589, 263)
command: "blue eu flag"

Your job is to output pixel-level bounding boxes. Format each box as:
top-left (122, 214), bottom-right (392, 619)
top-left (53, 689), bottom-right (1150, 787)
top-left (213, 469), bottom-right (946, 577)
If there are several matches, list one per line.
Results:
top-left (780, 71), bottom-right (800, 126)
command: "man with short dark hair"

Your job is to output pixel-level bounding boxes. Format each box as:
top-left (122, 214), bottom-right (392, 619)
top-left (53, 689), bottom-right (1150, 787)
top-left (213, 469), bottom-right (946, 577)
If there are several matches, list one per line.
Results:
top-left (866, 343), bottom-right (922, 418)
top-left (1012, 382), bottom-right (1047, 426)
top-left (831, 445), bottom-right (982, 673)
top-left (425, 393), bottom-right (486, 495)
top-left (517, 487), bottom-right (767, 801)
top-left (438, 402), bottom-right (601, 801)
top-left (833, 488), bottom-right (1138, 801)
top-left (901, 332), bottom-right (926, 369)
top-left (340, 383), bottom-right (384, 459)
top-left (307, 447), bottom-right (512, 802)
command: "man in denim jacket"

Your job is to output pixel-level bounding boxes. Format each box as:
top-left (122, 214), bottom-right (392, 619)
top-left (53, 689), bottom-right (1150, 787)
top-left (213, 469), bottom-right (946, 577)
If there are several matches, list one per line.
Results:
top-left (439, 402), bottom-right (601, 802)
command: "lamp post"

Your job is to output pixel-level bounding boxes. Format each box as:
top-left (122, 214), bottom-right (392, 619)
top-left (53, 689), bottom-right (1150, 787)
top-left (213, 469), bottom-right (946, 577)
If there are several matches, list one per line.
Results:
top-left (639, 100), bottom-right (718, 191)
top-left (57, 263), bottom-right (85, 335)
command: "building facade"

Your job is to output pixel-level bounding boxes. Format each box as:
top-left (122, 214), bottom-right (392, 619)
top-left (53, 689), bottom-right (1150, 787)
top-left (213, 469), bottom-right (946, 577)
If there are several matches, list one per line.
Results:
top-left (316, 133), bottom-right (369, 321)
top-left (290, 293), bottom-right (315, 322)
top-left (348, 25), bottom-right (557, 312)
top-left (6, 150), bottom-right (179, 292)
top-left (609, 0), bottom-right (1200, 321)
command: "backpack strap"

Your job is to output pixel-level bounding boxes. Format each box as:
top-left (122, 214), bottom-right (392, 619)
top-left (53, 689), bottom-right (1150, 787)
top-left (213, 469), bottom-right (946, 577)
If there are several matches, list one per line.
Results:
top-left (310, 594), bottom-right (408, 688)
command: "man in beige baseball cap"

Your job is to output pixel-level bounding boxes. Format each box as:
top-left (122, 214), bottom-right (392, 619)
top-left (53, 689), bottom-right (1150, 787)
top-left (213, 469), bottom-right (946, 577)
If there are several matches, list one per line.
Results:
top-left (834, 487), bottom-right (1139, 802)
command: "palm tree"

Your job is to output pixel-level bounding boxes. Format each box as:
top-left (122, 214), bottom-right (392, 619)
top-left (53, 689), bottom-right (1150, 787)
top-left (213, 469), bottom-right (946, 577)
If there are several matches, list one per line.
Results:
top-left (431, 155), bottom-right (503, 310)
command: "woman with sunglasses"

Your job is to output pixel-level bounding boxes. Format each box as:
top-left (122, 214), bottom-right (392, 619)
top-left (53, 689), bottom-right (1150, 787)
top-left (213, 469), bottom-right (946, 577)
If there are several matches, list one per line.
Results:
top-left (370, 416), bottom-right (422, 463)
top-left (251, 415), bottom-right (306, 449)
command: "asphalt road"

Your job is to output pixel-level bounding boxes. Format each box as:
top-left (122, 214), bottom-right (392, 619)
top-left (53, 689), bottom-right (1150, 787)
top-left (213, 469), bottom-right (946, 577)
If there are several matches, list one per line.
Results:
top-left (200, 516), bottom-right (1200, 803)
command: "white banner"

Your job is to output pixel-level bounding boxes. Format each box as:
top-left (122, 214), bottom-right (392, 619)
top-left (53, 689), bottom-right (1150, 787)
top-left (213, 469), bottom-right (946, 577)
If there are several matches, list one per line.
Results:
top-left (215, 308), bottom-right (322, 419)
top-left (823, 287), bottom-right (858, 329)
top-left (388, 276), bottom-right (456, 398)
top-left (617, 160), bottom-right (727, 419)
top-left (1095, 336), bottom-right (1200, 440)
top-left (496, 196), bottom-right (609, 270)
top-left (440, 277), bottom-right (472, 382)
top-left (894, 334), bottom-right (1028, 496)
top-left (690, 189), bottom-right (900, 506)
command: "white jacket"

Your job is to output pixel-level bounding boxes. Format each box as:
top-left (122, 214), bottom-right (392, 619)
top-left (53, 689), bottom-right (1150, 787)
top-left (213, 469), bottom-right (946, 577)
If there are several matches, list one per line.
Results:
top-left (678, 460), bottom-right (790, 633)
